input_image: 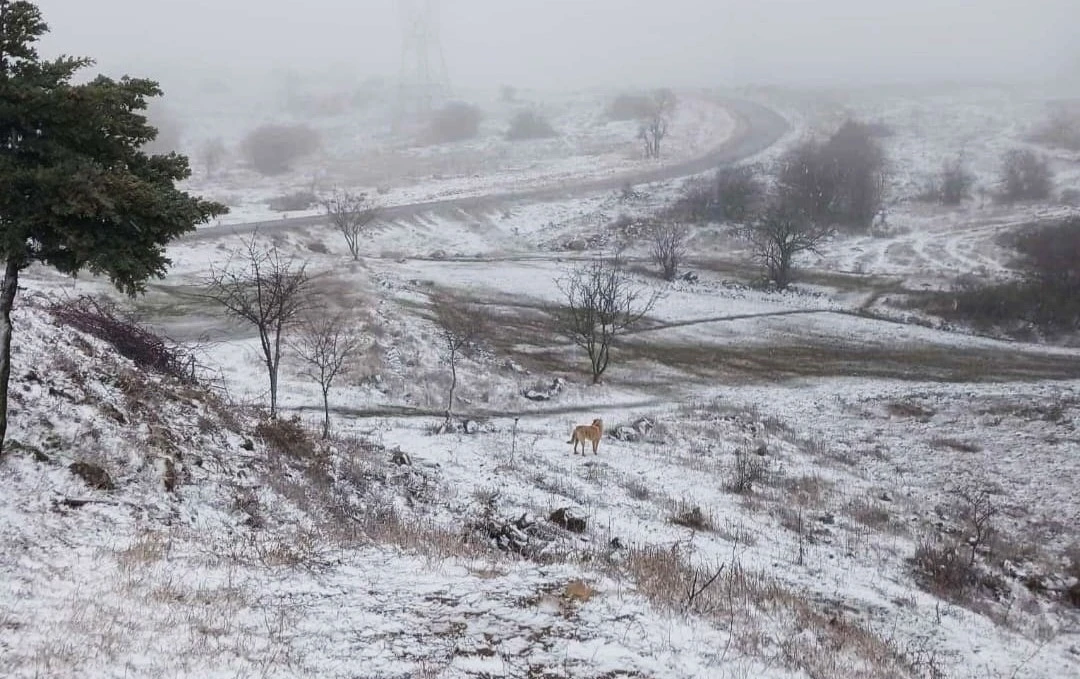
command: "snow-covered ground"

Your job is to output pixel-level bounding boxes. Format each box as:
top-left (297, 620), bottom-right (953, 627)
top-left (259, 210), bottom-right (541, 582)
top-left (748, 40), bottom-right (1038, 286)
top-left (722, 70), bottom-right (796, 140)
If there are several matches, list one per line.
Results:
top-left (4, 85), bottom-right (1080, 678)
top-left (177, 88), bottom-right (736, 227)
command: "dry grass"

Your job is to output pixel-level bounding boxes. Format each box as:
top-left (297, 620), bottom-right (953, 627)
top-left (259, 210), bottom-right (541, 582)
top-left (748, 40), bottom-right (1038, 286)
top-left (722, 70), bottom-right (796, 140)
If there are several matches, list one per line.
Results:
top-left (669, 499), bottom-right (715, 531)
top-left (619, 541), bottom-right (920, 678)
top-left (782, 473), bottom-right (833, 507)
top-left (846, 497), bottom-right (897, 533)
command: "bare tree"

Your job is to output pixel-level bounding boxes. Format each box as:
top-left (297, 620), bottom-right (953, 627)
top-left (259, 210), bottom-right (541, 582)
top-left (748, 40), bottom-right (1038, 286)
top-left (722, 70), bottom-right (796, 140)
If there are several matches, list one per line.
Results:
top-left (651, 220), bottom-right (689, 281)
top-left (998, 149), bottom-right (1054, 203)
top-left (204, 234), bottom-right (311, 416)
top-left (432, 296), bottom-right (485, 429)
top-left (199, 137), bottom-right (227, 178)
top-left (928, 156), bottom-right (975, 205)
top-left (554, 253), bottom-right (658, 383)
top-left (293, 314), bottom-right (364, 438)
top-left (324, 190), bottom-right (380, 260)
top-left (738, 199), bottom-right (833, 290)
top-left (639, 89), bottom-right (676, 159)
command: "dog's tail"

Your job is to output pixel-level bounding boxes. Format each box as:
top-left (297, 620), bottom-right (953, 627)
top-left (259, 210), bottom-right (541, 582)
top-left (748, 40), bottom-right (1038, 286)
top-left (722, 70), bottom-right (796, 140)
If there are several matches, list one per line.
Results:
top-left (566, 436), bottom-right (574, 444)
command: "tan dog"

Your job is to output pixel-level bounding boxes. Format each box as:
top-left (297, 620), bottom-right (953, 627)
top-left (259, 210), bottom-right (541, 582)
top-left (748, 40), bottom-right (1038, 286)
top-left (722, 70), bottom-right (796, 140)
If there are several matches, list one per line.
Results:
top-left (568, 418), bottom-right (604, 455)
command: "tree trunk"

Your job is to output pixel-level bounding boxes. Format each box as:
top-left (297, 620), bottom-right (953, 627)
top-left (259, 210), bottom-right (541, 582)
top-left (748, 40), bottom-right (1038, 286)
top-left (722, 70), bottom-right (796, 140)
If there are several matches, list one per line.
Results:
top-left (270, 326), bottom-right (284, 418)
top-left (0, 258), bottom-right (21, 456)
top-left (321, 387), bottom-right (331, 439)
top-left (447, 350), bottom-right (457, 415)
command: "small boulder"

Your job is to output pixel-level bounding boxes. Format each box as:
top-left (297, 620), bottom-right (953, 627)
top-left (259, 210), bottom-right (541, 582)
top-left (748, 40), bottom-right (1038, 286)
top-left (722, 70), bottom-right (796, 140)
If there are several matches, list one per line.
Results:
top-left (548, 507), bottom-right (587, 533)
top-left (565, 238), bottom-right (587, 251)
top-left (69, 461), bottom-right (114, 491)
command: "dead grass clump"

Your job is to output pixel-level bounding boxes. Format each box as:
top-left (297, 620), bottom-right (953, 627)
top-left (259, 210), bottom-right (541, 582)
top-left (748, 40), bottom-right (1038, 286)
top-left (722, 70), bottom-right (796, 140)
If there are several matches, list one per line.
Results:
top-left (887, 400), bottom-right (936, 421)
top-left (255, 415), bottom-right (321, 465)
top-left (847, 497), bottom-right (894, 532)
top-left (622, 476), bottom-right (652, 501)
top-left (782, 474), bottom-right (832, 507)
top-left (116, 530), bottom-right (172, 570)
top-left (670, 501), bottom-right (714, 531)
top-left (724, 453), bottom-right (771, 494)
top-left (910, 536), bottom-right (983, 601)
top-left (930, 437), bottom-right (983, 453)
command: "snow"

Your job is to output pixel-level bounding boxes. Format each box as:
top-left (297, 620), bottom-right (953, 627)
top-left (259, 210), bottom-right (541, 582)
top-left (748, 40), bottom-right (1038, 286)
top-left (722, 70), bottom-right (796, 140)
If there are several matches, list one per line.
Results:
top-left (4, 86), bottom-right (1080, 678)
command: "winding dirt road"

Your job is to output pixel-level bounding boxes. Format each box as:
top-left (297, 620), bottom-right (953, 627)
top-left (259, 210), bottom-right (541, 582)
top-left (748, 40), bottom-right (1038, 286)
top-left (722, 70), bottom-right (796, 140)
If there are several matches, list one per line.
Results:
top-left (181, 98), bottom-right (789, 243)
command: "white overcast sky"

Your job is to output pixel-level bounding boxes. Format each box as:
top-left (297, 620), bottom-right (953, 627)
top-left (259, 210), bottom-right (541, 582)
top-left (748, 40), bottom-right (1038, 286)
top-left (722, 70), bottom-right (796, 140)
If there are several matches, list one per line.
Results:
top-left (33, 0), bottom-right (1080, 91)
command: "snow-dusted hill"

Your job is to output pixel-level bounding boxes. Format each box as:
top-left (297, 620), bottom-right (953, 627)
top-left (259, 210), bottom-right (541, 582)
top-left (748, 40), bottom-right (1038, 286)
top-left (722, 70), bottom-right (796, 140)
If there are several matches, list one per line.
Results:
top-left (4, 85), bottom-right (1080, 678)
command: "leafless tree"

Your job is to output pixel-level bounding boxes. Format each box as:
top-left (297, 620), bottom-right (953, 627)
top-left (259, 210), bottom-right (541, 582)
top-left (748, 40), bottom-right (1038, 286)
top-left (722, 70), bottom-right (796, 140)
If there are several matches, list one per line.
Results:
top-left (432, 296), bottom-right (486, 428)
top-left (323, 190), bottom-right (380, 260)
top-left (292, 313), bottom-right (364, 438)
top-left (204, 234), bottom-right (311, 416)
top-left (639, 89), bottom-right (676, 159)
top-left (554, 253), bottom-right (658, 383)
top-left (651, 220), bottom-right (689, 281)
top-left (998, 149), bottom-right (1054, 203)
top-left (932, 156), bottom-right (975, 205)
top-left (738, 199), bottom-right (833, 290)
top-left (199, 137), bottom-right (227, 178)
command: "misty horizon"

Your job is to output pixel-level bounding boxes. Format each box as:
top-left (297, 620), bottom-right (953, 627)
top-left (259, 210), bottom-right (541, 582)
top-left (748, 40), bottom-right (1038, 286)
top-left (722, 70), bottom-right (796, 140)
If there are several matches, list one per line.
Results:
top-left (34, 0), bottom-right (1080, 96)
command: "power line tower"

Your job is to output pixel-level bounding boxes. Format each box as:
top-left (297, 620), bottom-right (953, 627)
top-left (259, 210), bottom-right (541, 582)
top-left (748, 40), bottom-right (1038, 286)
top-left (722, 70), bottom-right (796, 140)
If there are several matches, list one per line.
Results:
top-left (396, 0), bottom-right (450, 126)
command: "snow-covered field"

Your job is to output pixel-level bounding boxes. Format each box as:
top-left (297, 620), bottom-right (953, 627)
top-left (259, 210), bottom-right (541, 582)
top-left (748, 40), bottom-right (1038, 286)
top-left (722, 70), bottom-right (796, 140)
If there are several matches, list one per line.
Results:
top-left (3, 85), bottom-right (1080, 678)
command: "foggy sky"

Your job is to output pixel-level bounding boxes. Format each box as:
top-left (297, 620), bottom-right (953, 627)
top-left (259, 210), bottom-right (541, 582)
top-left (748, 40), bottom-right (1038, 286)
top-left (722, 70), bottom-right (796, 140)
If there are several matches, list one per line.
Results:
top-left (34, 0), bottom-right (1080, 92)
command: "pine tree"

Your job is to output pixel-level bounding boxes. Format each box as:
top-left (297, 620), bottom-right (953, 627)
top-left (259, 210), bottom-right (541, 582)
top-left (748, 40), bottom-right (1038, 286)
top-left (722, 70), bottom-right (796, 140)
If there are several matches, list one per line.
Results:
top-left (0, 1), bottom-right (226, 454)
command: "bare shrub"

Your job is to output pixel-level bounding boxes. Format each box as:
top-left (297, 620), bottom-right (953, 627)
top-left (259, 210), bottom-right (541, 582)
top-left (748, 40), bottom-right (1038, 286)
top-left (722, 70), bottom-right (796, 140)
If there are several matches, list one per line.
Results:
top-left (670, 501), bottom-right (713, 531)
top-left (736, 197), bottom-right (833, 290)
top-left (606, 93), bottom-right (654, 121)
top-left (506, 110), bottom-right (556, 140)
top-left (1028, 103), bottom-right (1080, 151)
top-left (292, 314), bottom-right (364, 439)
top-left (673, 165), bottom-right (764, 224)
top-left (824, 120), bottom-right (887, 229)
top-left (650, 220), bottom-right (689, 281)
top-left (725, 452), bottom-right (771, 494)
top-left (918, 217), bottom-right (1080, 334)
top-left (622, 476), bottom-right (651, 500)
top-left (638, 88), bottom-right (676, 159)
top-left (951, 483), bottom-right (1000, 567)
top-left (922, 156), bottom-right (975, 205)
top-left (255, 414), bottom-right (319, 464)
top-left (429, 102), bottom-right (482, 143)
top-left (998, 149), bottom-right (1054, 203)
top-left (199, 137), bottom-right (227, 178)
top-left (49, 296), bottom-right (197, 382)
top-left (268, 191), bottom-right (317, 212)
top-left (777, 121), bottom-right (886, 231)
top-left (204, 234), bottom-right (312, 416)
top-left (911, 535), bottom-right (980, 600)
top-left (847, 497), bottom-right (893, 531)
top-left (239, 123), bottom-right (320, 176)
top-left (552, 252), bottom-right (658, 383)
top-left (323, 190), bottom-right (380, 261)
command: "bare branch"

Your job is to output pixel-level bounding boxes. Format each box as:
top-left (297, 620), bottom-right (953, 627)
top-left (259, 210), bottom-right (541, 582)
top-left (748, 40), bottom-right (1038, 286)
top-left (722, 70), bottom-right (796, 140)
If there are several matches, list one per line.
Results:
top-left (432, 295), bottom-right (487, 426)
